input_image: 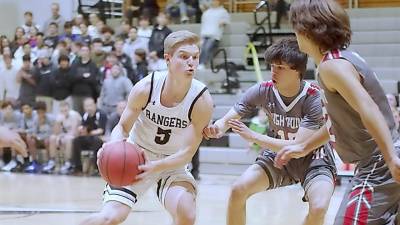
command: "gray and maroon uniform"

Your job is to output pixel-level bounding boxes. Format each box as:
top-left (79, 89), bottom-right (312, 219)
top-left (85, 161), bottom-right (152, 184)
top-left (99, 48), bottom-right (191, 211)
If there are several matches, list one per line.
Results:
top-left (234, 80), bottom-right (336, 196)
top-left (318, 49), bottom-right (400, 225)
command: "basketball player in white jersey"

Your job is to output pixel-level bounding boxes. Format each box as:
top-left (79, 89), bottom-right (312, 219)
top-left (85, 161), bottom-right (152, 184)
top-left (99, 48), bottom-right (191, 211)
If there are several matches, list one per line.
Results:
top-left (276, 1), bottom-right (400, 224)
top-left (203, 37), bottom-right (336, 225)
top-left (0, 126), bottom-right (27, 157)
top-left (80, 30), bottom-right (213, 225)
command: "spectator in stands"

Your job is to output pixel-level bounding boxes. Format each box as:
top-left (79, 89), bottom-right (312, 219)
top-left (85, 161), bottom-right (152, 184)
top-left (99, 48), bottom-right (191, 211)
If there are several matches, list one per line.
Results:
top-left (198, 0), bottom-right (230, 69)
top-left (51, 40), bottom-right (69, 66)
top-left (0, 53), bottom-right (20, 104)
top-left (105, 100), bottom-right (126, 136)
top-left (386, 93), bottom-right (398, 108)
top-left (137, 16), bottom-right (153, 44)
top-left (199, 0), bottom-right (212, 12)
top-left (15, 42), bottom-right (37, 65)
top-left (99, 64), bottom-right (133, 116)
top-left (10, 27), bottom-right (27, 55)
top-left (79, 22), bottom-right (92, 46)
top-left (142, 0), bottom-right (160, 23)
top-left (72, 14), bottom-right (84, 35)
top-left (22, 11), bottom-right (40, 37)
top-left (28, 27), bottom-right (39, 48)
top-left (32, 32), bottom-right (45, 53)
top-left (116, 18), bottom-right (131, 40)
top-left (391, 106), bottom-right (400, 132)
top-left (60, 21), bottom-right (80, 42)
top-left (0, 101), bottom-right (23, 172)
top-left (125, 0), bottom-right (143, 26)
top-left (17, 102), bottom-right (38, 172)
top-left (70, 45), bottom-right (100, 114)
top-left (50, 54), bottom-right (73, 113)
top-left (70, 97), bottom-right (106, 174)
top-left (34, 49), bottom-right (55, 112)
top-left (134, 48), bottom-right (149, 80)
top-left (114, 39), bottom-right (136, 82)
top-left (69, 41), bottom-right (83, 64)
top-left (26, 101), bottom-right (54, 173)
top-left (101, 26), bottom-right (115, 52)
top-left (166, 0), bottom-right (196, 23)
top-left (43, 2), bottom-right (65, 34)
top-left (17, 55), bottom-right (37, 106)
top-left (88, 13), bottom-right (101, 39)
top-left (44, 22), bottom-right (59, 49)
top-left (272, 0), bottom-right (289, 29)
top-left (90, 38), bottom-right (107, 68)
top-left (148, 12), bottom-right (172, 59)
top-left (47, 101), bottom-right (81, 174)
top-left (123, 27), bottom-right (148, 65)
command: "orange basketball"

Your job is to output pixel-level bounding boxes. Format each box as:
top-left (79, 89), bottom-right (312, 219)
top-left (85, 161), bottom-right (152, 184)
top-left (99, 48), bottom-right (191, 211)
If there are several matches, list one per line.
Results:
top-left (98, 140), bottom-right (145, 187)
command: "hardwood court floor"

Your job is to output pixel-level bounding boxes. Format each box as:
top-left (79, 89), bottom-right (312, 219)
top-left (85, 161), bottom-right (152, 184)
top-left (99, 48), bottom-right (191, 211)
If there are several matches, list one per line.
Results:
top-left (0, 173), bottom-right (348, 225)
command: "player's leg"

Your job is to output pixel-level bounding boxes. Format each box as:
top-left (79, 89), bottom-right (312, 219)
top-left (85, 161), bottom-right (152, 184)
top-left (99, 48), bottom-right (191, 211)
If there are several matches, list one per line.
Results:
top-left (227, 164), bottom-right (269, 225)
top-left (164, 181), bottom-right (197, 225)
top-left (79, 201), bottom-right (131, 225)
top-left (303, 167), bottom-right (335, 225)
top-left (80, 183), bottom-right (142, 225)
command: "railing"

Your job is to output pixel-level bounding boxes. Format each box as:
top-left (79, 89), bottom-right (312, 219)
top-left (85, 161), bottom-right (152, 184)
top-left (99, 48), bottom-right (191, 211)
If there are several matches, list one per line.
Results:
top-left (210, 49), bottom-right (233, 93)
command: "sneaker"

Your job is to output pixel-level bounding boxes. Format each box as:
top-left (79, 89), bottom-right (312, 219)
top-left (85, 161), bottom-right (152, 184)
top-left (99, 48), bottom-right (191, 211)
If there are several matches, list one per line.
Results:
top-left (11, 161), bottom-right (27, 173)
top-left (180, 16), bottom-right (189, 23)
top-left (24, 161), bottom-right (41, 173)
top-left (1, 160), bottom-right (17, 172)
top-left (60, 161), bottom-right (73, 175)
top-left (42, 160), bottom-right (56, 174)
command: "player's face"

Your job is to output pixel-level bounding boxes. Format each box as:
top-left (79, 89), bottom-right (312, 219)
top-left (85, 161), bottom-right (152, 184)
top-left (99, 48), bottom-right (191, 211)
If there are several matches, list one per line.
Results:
top-left (270, 62), bottom-right (299, 87)
top-left (166, 44), bottom-right (200, 77)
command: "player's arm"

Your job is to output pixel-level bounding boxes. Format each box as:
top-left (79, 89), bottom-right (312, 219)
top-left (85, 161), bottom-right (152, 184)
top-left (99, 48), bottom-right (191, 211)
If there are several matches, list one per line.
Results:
top-left (229, 119), bottom-right (320, 152)
top-left (109, 77), bottom-right (150, 142)
top-left (138, 90), bottom-right (213, 176)
top-left (320, 59), bottom-right (398, 163)
top-left (203, 84), bottom-right (262, 139)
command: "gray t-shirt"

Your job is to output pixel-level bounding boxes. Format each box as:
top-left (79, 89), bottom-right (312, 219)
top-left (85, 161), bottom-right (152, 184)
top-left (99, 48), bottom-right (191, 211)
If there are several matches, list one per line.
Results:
top-left (318, 49), bottom-right (399, 163)
top-left (234, 81), bottom-right (324, 140)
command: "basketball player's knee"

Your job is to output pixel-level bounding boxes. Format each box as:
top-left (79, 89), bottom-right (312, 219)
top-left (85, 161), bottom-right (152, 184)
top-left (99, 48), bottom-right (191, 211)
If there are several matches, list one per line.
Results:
top-left (229, 182), bottom-right (248, 202)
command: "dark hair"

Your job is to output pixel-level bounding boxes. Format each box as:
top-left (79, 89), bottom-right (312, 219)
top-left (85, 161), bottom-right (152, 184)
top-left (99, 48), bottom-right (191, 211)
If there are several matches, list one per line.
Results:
top-left (64, 21), bottom-right (73, 29)
top-left (134, 48), bottom-right (146, 60)
top-left (35, 101), bottom-right (47, 111)
top-left (37, 32), bottom-right (45, 37)
top-left (22, 54), bottom-right (31, 62)
top-left (264, 37), bottom-right (308, 78)
top-left (101, 26), bottom-right (115, 35)
top-left (58, 54), bottom-right (70, 63)
top-left (1, 101), bottom-right (13, 109)
top-left (289, 0), bottom-right (352, 52)
top-left (92, 38), bottom-right (103, 44)
top-left (24, 11), bottom-right (33, 16)
top-left (49, 22), bottom-right (59, 28)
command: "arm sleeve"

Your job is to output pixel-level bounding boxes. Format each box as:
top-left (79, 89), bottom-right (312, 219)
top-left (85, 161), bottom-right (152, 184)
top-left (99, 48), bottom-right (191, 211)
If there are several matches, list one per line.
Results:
top-left (300, 93), bottom-right (325, 130)
top-left (233, 84), bottom-right (265, 117)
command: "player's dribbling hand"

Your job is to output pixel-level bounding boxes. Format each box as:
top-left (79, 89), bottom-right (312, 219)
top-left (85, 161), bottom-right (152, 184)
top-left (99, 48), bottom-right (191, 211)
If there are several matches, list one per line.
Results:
top-left (274, 144), bottom-right (307, 169)
top-left (388, 156), bottom-right (400, 183)
top-left (228, 119), bottom-right (254, 142)
top-left (203, 123), bottom-right (224, 140)
top-left (136, 154), bottom-right (161, 181)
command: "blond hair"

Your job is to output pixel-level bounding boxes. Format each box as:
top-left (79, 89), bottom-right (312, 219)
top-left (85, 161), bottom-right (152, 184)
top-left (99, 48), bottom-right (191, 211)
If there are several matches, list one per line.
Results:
top-left (164, 30), bottom-right (200, 55)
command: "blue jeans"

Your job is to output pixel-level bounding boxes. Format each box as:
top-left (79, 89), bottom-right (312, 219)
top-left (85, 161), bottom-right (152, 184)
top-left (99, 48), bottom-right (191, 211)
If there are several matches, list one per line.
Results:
top-left (200, 37), bottom-right (219, 65)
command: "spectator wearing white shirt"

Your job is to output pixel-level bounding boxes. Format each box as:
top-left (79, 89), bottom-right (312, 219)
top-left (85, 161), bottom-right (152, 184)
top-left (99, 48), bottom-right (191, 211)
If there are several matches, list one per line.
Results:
top-left (198, 0), bottom-right (230, 69)
top-left (123, 27), bottom-right (148, 65)
top-left (0, 53), bottom-right (20, 103)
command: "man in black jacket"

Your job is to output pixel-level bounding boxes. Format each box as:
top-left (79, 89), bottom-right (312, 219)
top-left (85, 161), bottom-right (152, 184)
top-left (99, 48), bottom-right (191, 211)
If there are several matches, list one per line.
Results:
top-left (70, 45), bottom-right (100, 114)
top-left (148, 12), bottom-right (172, 60)
top-left (50, 54), bottom-right (73, 113)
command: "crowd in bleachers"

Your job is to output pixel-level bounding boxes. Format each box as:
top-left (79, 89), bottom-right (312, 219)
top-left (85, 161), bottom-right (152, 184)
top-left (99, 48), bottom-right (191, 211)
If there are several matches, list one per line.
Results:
top-left (0, 1), bottom-right (229, 176)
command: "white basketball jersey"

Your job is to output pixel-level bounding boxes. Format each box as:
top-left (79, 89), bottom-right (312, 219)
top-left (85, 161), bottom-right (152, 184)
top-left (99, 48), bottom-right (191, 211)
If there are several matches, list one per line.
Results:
top-left (128, 71), bottom-right (207, 155)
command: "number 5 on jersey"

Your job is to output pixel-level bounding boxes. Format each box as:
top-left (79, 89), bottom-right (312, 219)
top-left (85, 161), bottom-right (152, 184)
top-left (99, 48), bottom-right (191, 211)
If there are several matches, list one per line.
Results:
top-left (155, 127), bottom-right (172, 145)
